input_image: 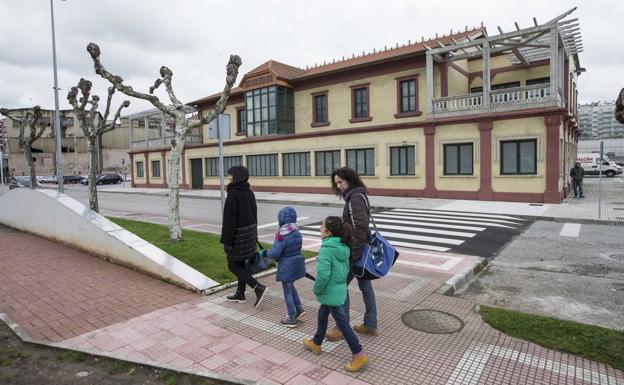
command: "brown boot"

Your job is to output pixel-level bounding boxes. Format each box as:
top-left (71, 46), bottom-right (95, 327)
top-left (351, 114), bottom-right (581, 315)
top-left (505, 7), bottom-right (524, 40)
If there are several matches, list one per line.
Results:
top-left (344, 353), bottom-right (369, 372)
top-left (303, 339), bottom-right (321, 355)
top-left (325, 327), bottom-right (344, 341)
top-left (353, 324), bottom-right (378, 336)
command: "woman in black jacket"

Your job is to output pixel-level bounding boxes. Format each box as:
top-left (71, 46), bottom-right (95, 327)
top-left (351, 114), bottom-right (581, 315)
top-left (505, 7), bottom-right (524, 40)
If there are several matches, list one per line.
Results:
top-left (220, 165), bottom-right (268, 307)
top-left (325, 167), bottom-right (378, 341)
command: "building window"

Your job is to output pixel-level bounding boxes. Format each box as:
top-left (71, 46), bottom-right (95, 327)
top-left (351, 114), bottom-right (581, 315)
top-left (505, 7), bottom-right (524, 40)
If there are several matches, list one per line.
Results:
top-left (247, 154), bottom-right (278, 176)
top-left (136, 161), bottom-right (144, 178)
top-left (500, 139), bottom-right (537, 175)
top-left (245, 86), bottom-right (294, 137)
top-left (390, 146), bottom-right (415, 175)
top-left (470, 81), bottom-right (521, 93)
top-left (151, 160), bottom-right (161, 178)
top-left (399, 79), bottom-right (418, 113)
top-left (312, 92), bottom-right (329, 126)
top-left (315, 150), bottom-right (341, 176)
top-left (205, 156), bottom-right (243, 177)
top-left (283, 152), bottom-right (310, 176)
top-left (346, 148), bottom-right (375, 176)
top-left (350, 84), bottom-right (371, 122)
top-left (236, 107), bottom-right (245, 134)
top-left (444, 143), bottom-right (473, 175)
top-left (526, 77), bottom-right (550, 86)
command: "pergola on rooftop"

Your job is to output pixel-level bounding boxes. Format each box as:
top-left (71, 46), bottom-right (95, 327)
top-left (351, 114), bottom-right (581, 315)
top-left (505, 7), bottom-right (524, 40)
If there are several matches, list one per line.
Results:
top-left (426, 7), bottom-right (583, 117)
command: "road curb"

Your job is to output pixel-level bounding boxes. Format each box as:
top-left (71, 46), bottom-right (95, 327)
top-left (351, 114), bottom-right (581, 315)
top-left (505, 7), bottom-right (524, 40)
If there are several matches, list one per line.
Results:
top-left (436, 258), bottom-right (489, 296)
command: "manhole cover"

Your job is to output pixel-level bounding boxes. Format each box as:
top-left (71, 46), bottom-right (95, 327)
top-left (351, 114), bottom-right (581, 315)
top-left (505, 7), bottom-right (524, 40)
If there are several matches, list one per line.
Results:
top-left (401, 309), bottom-right (464, 334)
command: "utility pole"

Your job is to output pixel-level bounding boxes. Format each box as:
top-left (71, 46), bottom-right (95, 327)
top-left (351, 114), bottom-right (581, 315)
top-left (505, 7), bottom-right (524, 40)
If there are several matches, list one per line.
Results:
top-left (50, 0), bottom-right (64, 193)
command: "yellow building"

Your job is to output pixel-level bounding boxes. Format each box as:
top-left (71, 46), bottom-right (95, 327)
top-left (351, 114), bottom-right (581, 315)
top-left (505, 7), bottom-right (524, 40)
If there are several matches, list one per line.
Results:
top-left (130, 12), bottom-right (583, 203)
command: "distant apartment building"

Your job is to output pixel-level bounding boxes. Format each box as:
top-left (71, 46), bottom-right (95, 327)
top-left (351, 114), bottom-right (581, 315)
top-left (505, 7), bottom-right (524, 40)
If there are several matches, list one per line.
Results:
top-left (0, 119), bottom-right (6, 152)
top-left (4, 108), bottom-right (131, 176)
top-left (129, 11), bottom-right (583, 203)
top-left (578, 101), bottom-right (623, 140)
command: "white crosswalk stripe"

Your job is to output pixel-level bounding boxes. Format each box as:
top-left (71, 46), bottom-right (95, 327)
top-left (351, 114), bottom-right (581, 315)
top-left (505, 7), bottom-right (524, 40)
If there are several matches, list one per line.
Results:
top-left (299, 208), bottom-right (527, 253)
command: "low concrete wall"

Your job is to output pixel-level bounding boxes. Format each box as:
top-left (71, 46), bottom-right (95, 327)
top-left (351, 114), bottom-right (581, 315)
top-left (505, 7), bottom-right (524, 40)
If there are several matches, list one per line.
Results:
top-left (0, 189), bottom-right (218, 292)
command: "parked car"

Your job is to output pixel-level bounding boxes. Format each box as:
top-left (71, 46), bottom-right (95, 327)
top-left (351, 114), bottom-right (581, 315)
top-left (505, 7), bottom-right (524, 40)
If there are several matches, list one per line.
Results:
top-left (9, 176), bottom-right (41, 189)
top-left (38, 175), bottom-right (58, 184)
top-left (63, 175), bottom-right (85, 184)
top-left (80, 174), bottom-right (123, 186)
top-left (576, 153), bottom-right (623, 177)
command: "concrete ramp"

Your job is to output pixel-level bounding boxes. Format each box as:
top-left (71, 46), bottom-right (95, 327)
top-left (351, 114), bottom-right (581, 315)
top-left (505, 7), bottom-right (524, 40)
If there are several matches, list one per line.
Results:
top-left (0, 189), bottom-right (218, 292)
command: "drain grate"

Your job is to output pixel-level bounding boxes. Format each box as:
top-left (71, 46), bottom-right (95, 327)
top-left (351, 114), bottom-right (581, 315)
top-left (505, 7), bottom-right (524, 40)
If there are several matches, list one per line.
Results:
top-left (401, 309), bottom-right (464, 334)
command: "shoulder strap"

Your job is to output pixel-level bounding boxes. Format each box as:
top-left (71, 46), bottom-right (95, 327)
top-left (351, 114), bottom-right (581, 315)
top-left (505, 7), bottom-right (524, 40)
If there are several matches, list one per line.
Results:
top-left (348, 193), bottom-right (376, 231)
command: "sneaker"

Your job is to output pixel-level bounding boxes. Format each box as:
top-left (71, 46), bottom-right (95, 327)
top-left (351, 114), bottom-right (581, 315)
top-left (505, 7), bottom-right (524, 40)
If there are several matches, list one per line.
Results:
top-left (280, 317), bottom-right (298, 328)
top-left (325, 327), bottom-right (344, 341)
top-left (303, 338), bottom-right (321, 355)
top-left (226, 292), bottom-right (246, 302)
top-left (344, 353), bottom-right (369, 372)
top-left (295, 308), bottom-right (305, 321)
top-left (254, 284), bottom-right (268, 307)
top-left (353, 324), bottom-right (378, 336)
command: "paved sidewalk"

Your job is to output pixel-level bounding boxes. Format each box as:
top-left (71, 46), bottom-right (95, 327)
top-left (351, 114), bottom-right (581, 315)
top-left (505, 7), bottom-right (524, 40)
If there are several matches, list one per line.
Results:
top-left (1, 225), bottom-right (623, 384)
top-left (62, 175), bottom-right (624, 224)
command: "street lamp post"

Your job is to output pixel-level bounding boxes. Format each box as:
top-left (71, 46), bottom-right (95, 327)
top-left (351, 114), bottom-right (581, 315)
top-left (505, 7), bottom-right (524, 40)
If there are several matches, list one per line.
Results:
top-left (49, 0), bottom-right (64, 193)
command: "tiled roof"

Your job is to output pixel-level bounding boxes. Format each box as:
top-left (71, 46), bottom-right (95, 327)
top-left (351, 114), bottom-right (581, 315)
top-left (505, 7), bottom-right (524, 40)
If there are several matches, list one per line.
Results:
top-left (189, 27), bottom-right (485, 106)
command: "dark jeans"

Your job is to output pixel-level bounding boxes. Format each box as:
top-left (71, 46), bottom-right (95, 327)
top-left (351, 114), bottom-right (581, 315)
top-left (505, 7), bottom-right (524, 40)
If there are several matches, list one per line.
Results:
top-left (344, 259), bottom-right (378, 329)
top-left (313, 304), bottom-right (362, 355)
top-left (573, 179), bottom-right (584, 197)
top-left (281, 281), bottom-right (302, 318)
top-left (227, 260), bottom-right (259, 294)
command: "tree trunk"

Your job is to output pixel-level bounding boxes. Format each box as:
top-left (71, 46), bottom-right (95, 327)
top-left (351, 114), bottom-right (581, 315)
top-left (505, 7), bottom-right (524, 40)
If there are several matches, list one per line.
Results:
top-left (24, 145), bottom-right (37, 189)
top-left (168, 141), bottom-right (182, 241)
top-left (88, 137), bottom-right (99, 212)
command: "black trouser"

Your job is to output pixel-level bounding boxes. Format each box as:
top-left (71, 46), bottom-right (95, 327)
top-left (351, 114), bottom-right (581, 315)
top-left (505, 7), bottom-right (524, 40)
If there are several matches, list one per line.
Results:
top-left (227, 260), bottom-right (259, 294)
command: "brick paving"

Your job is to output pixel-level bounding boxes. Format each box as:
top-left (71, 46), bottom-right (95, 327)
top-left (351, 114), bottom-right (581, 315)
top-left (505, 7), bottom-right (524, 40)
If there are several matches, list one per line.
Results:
top-left (1, 225), bottom-right (623, 385)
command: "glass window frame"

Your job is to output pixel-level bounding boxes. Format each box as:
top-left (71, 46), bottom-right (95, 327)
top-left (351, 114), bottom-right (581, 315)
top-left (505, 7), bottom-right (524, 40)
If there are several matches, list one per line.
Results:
top-left (311, 91), bottom-right (329, 126)
top-left (151, 160), bottom-right (161, 178)
top-left (443, 143), bottom-right (474, 176)
top-left (389, 145), bottom-right (416, 176)
top-left (346, 148), bottom-right (375, 176)
top-left (136, 161), bottom-right (144, 178)
top-left (204, 156), bottom-right (243, 177)
top-left (315, 150), bottom-right (341, 176)
top-left (247, 154), bottom-right (279, 177)
top-left (282, 152), bottom-right (311, 176)
top-left (500, 139), bottom-right (537, 175)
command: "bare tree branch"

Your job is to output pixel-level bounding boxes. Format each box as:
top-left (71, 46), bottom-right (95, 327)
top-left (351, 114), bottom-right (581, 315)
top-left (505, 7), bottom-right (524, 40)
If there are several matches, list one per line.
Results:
top-left (101, 100), bottom-right (130, 134)
top-left (188, 55), bottom-right (241, 130)
top-left (87, 43), bottom-right (174, 118)
top-left (101, 86), bottom-right (115, 123)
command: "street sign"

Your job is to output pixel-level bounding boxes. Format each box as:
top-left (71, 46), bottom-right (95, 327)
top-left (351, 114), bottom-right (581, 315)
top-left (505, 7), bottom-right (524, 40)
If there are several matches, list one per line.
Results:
top-left (208, 114), bottom-right (231, 140)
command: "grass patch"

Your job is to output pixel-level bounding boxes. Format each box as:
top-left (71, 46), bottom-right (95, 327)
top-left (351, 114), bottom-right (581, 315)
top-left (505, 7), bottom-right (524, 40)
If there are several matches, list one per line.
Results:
top-left (57, 350), bottom-right (86, 363)
top-left (0, 347), bottom-right (29, 366)
top-left (107, 360), bottom-right (134, 375)
top-left (480, 305), bottom-right (624, 370)
top-left (107, 217), bottom-right (316, 284)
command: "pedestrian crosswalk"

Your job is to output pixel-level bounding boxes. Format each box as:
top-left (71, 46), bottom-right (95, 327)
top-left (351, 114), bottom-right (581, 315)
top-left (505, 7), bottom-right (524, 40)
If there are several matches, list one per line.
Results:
top-left (298, 208), bottom-right (529, 256)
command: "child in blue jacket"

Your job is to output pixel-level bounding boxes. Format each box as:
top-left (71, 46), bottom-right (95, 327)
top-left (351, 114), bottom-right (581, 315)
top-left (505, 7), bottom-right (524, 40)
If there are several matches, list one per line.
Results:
top-left (260, 206), bottom-right (306, 327)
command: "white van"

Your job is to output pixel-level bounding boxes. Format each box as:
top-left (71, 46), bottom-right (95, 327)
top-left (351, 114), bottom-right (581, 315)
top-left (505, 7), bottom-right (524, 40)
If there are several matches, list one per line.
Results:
top-left (576, 153), bottom-right (623, 177)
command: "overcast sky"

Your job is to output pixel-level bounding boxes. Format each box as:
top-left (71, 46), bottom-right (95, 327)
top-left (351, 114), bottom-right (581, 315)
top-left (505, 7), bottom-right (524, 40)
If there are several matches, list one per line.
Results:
top-left (1, 0), bottom-right (622, 114)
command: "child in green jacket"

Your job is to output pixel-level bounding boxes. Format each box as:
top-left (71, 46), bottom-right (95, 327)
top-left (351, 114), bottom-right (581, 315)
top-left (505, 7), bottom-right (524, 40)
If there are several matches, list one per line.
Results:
top-left (303, 216), bottom-right (369, 372)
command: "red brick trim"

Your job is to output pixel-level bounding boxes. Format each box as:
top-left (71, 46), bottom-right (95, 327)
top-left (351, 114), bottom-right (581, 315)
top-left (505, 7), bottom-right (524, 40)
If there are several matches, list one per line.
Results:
top-left (181, 149), bottom-right (186, 188)
top-left (144, 153), bottom-right (150, 185)
top-left (160, 150), bottom-right (167, 187)
top-left (350, 83), bottom-right (371, 122)
top-left (544, 114), bottom-right (562, 203)
top-left (440, 62), bottom-right (449, 97)
top-left (395, 74), bottom-right (421, 118)
top-left (311, 90), bottom-right (330, 127)
top-left (129, 153), bottom-right (135, 187)
top-left (478, 120), bottom-right (494, 200)
top-left (423, 125), bottom-right (436, 198)
top-left (129, 107), bottom-right (568, 155)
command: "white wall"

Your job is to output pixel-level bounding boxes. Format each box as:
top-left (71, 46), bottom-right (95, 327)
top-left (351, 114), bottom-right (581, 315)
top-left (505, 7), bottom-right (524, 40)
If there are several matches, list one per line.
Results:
top-left (0, 189), bottom-right (218, 292)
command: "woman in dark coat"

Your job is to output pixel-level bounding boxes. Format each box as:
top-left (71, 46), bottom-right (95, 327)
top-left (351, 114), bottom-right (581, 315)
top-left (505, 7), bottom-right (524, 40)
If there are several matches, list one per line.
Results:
top-left (325, 167), bottom-right (378, 341)
top-left (220, 165), bottom-right (268, 307)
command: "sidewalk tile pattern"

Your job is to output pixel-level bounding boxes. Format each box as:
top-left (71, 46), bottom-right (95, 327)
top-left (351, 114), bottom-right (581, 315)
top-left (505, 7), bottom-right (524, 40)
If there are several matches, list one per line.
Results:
top-left (1, 226), bottom-right (623, 385)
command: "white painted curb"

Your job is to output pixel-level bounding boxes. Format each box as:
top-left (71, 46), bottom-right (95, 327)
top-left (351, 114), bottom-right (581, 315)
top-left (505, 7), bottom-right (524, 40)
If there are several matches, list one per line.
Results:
top-left (0, 189), bottom-right (218, 292)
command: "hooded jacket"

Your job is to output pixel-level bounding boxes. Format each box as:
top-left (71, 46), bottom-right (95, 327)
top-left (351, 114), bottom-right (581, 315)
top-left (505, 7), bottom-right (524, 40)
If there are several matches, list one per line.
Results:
top-left (265, 207), bottom-right (306, 282)
top-left (341, 187), bottom-right (372, 259)
top-left (313, 236), bottom-right (350, 306)
top-left (220, 166), bottom-right (258, 262)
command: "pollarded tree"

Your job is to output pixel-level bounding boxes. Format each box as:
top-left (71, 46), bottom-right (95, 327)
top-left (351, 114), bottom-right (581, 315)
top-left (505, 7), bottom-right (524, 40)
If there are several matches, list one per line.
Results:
top-left (616, 88), bottom-right (624, 124)
top-left (86, 43), bottom-right (241, 241)
top-left (0, 106), bottom-right (47, 188)
top-left (67, 78), bottom-right (130, 212)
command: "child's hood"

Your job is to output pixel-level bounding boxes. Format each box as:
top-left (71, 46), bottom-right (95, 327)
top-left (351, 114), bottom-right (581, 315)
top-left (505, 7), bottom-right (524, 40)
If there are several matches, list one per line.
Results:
top-left (278, 206), bottom-right (297, 225)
